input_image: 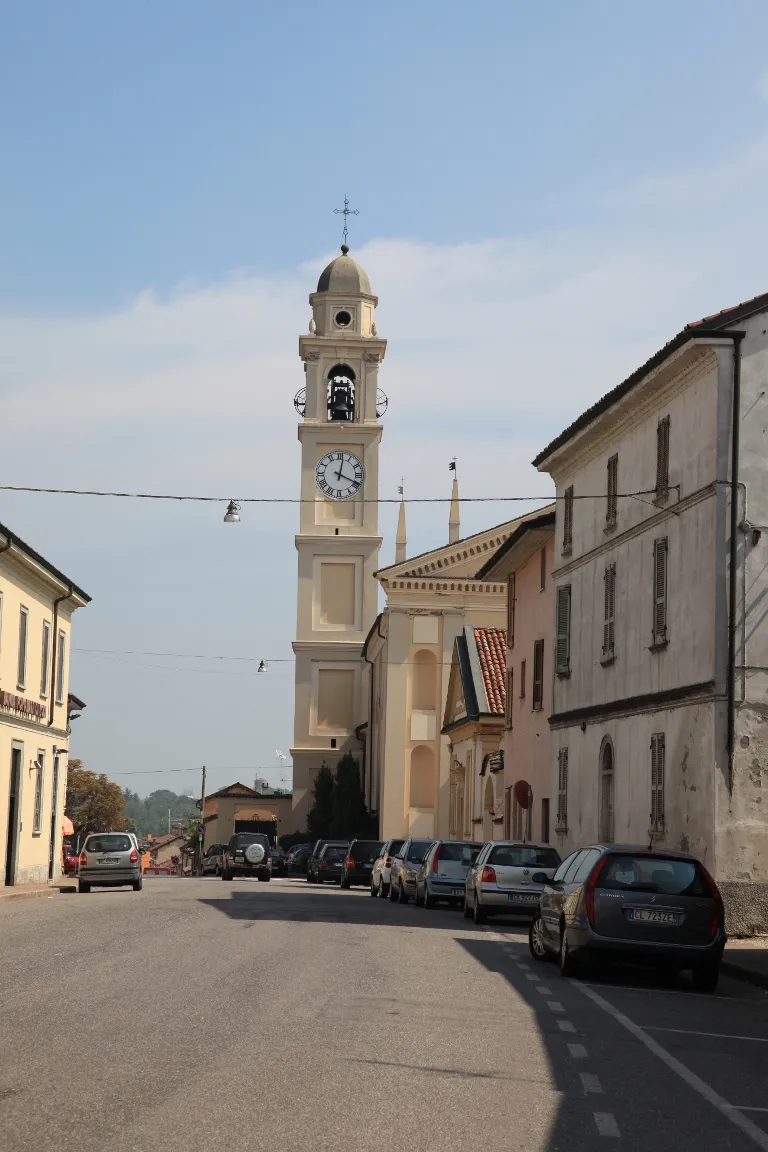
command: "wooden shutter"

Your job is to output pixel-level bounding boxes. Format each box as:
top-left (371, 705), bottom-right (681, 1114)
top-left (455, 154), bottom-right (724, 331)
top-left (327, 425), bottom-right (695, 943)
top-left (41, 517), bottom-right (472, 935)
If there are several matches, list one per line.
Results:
top-left (603, 563), bottom-right (616, 655)
top-left (650, 733), bottom-right (665, 832)
top-left (563, 487), bottom-right (574, 552)
top-left (520, 659), bottom-right (526, 698)
top-left (532, 640), bottom-right (544, 708)
top-left (507, 573), bottom-right (515, 647)
top-left (557, 747), bottom-right (568, 829)
top-left (606, 455), bottom-right (618, 526)
top-left (556, 585), bottom-right (571, 674)
top-left (656, 416), bottom-right (670, 497)
top-left (653, 538), bottom-right (668, 644)
top-left (505, 668), bottom-right (514, 728)
top-left (603, 566), bottom-right (611, 654)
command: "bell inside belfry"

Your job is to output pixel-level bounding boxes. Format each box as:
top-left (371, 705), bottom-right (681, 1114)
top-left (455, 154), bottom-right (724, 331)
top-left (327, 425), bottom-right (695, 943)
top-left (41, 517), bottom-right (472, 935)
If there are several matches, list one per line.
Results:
top-left (328, 375), bottom-right (354, 422)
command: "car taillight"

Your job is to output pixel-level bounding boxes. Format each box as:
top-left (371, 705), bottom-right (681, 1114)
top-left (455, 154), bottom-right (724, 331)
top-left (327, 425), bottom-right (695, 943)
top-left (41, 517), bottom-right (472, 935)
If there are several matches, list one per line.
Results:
top-left (585, 856), bottom-right (609, 927)
top-left (79, 852), bottom-right (87, 867)
top-left (481, 865), bottom-right (496, 884)
top-left (347, 858), bottom-right (354, 869)
top-left (699, 864), bottom-right (723, 936)
top-left (130, 849), bottom-right (138, 863)
top-left (432, 845), bottom-right (441, 872)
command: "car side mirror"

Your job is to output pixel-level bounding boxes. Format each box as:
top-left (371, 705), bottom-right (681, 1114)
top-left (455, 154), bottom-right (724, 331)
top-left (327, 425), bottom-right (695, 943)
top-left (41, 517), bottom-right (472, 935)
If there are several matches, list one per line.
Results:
top-left (532, 872), bottom-right (548, 884)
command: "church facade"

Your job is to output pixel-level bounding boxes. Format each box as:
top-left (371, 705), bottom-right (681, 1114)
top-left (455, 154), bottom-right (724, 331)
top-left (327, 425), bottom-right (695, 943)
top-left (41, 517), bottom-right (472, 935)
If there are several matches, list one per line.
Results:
top-left (290, 247), bottom-right (386, 831)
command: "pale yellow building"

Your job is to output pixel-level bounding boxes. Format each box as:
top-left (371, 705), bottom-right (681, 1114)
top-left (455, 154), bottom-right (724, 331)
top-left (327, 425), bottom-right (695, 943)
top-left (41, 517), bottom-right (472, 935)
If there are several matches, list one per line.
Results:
top-left (0, 519), bottom-right (90, 887)
top-left (205, 782), bottom-right (297, 847)
top-left (290, 245), bottom-right (386, 831)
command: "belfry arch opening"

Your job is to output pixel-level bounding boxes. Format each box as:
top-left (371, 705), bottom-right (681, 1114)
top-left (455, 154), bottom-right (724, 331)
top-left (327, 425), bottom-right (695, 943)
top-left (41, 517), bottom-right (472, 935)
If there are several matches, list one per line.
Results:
top-left (327, 363), bottom-right (356, 423)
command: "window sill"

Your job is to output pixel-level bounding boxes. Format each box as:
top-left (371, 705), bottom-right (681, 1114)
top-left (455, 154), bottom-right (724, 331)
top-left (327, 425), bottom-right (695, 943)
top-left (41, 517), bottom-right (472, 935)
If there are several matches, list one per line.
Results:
top-left (653, 491), bottom-right (669, 507)
top-left (17, 684), bottom-right (26, 692)
top-left (647, 827), bottom-right (666, 842)
top-left (555, 825), bottom-right (568, 835)
top-left (532, 703), bottom-right (544, 712)
top-left (600, 652), bottom-right (615, 666)
top-left (32, 831), bottom-right (41, 838)
top-left (648, 639), bottom-right (669, 653)
top-left (555, 669), bottom-right (571, 680)
top-left (561, 546), bottom-right (573, 558)
top-left (604, 521), bottom-right (617, 535)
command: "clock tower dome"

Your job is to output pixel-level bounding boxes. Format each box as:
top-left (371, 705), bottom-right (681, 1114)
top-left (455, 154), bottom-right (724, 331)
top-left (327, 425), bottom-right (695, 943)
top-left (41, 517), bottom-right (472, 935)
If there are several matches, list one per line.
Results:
top-left (290, 245), bottom-right (386, 830)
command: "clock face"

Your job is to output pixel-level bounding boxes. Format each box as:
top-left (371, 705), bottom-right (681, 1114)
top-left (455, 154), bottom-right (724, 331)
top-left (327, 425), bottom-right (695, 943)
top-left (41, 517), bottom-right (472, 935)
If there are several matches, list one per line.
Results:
top-left (315, 451), bottom-right (364, 501)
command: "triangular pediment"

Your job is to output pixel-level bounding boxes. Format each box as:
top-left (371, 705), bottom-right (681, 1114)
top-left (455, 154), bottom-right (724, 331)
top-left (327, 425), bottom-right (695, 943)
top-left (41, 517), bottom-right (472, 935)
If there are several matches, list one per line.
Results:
top-left (442, 646), bottom-right (469, 728)
top-left (376, 510), bottom-right (547, 583)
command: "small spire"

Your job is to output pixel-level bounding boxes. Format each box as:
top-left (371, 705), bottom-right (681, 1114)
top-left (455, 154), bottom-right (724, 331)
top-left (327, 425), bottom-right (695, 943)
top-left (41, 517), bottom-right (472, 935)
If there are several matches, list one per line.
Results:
top-left (396, 480), bottom-right (407, 563)
top-left (449, 473), bottom-right (460, 544)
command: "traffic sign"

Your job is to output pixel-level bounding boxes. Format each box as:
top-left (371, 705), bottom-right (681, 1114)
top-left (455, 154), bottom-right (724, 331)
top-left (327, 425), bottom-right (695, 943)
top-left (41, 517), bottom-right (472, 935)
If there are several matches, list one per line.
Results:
top-left (196, 824), bottom-right (205, 837)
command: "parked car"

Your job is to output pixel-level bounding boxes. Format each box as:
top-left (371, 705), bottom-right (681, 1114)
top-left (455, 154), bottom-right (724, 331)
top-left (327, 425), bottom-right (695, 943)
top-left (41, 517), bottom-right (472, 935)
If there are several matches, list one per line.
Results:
top-left (464, 841), bottom-right (560, 924)
top-left (269, 846), bottom-right (287, 877)
top-left (221, 832), bottom-right (272, 882)
top-left (62, 844), bottom-right (78, 875)
top-left (388, 838), bottom-right (434, 904)
top-left (307, 840), bottom-right (348, 882)
top-left (528, 844), bottom-right (726, 991)
top-left (370, 839), bottom-right (405, 897)
top-left (286, 843), bottom-right (312, 874)
top-left (78, 832), bottom-right (143, 893)
top-left (313, 842), bottom-right (349, 884)
top-left (415, 840), bottom-right (484, 908)
top-left (201, 843), bottom-right (227, 876)
top-left (340, 840), bottom-right (384, 888)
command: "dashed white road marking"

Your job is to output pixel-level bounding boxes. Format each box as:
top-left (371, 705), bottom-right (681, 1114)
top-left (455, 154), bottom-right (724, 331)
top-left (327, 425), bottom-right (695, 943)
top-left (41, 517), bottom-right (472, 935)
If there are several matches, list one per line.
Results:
top-left (567, 1043), bottom-right (587, 1059)
top-left (574, 980), bottom-right (768, 1150)
top-left (594, 1112), bottom-right (620, 1137)
top-left (727, 1107), bottom-right (768, 1114)
top-left (525, 973), bottom-right (539, 981)
top-left (580, 1072), bottom-right (603, 1094)
top-left (556, 1020), bottom-right (576, 1033)
top-left (517, 963), bottom-right (530, 970)
top-left (648, 1027), bottom-right (768, 1044)
top-left (547, 1001), bottom-right (564, 1012)
top-left (535, 986), bottom-right (553, 995)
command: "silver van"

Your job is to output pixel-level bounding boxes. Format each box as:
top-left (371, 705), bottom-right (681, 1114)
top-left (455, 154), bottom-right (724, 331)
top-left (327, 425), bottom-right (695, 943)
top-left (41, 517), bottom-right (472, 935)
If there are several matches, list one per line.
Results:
top-left (78, 832), bottom-right (143, 893)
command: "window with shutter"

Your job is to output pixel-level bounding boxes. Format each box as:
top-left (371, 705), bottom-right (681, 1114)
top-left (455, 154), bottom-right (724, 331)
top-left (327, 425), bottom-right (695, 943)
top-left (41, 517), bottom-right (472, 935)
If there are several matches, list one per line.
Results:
top-left (650, 733), bottom-right (666, 834)
top-left (506, 573), bottom-right (515, 647)
top-left (602, 563), bottom-right (616, 659)
top-left (652, 538), bottom-right (668, 646)
top-left (540, 546), bottom-right (546, 590)
top-left (505, 668), bottom-right (513, 728)
top-left (532, 639), bottom-right (544, 709)
top-left (655, 416), bottom-right (670, 500)
top-left (555, 585), bottom-right (571, 675)
top-left (562, 487), bottom-right (574, 554)
top-left (606, 455), bottom-right (618, 528)
top-left (519, 659), bottom-right (526, 699)
top-left (556, 747), bottom-right (568, 831)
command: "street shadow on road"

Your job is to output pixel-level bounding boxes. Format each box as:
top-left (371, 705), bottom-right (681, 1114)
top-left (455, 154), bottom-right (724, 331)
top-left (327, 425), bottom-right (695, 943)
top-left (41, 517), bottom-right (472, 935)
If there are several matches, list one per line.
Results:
top-left (196, 884), bottom-right (538, 931)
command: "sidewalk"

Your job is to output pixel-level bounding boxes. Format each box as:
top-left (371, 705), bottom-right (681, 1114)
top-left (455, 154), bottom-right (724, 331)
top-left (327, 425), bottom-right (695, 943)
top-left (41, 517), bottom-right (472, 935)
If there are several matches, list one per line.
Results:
top-left (722, 937), bottom-right (768, 990)
top-left (0, 878), bottom-right (78, 902)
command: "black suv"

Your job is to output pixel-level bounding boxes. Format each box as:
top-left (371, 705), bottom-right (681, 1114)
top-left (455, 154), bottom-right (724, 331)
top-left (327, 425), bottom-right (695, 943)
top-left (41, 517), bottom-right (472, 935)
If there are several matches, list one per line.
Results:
top-left (340, 840), bottom-right (384, 889)
top-left (221, 833), bottom-right (272, 882)
top-left (307, 840), bottom-right (347, 882)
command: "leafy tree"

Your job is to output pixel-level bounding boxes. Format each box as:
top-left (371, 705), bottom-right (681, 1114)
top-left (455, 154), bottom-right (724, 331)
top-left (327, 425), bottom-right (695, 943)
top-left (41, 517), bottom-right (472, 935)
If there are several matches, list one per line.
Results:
top-left (66, 760), bottom-right (126, 839)
top-left (332, 753), bottom-right (369, 839)
top-left (307, 762), bottom-right (335, 839)
top-left (121, 788), bottom-right (199, 838)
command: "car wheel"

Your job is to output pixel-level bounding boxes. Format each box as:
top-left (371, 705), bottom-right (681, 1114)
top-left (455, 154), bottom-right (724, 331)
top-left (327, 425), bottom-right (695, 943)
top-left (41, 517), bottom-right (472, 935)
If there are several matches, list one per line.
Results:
top-left (221, 869), bottom-right (230, 881)
top-left (379, 877), bottom-right (388, 899)
top-left (692, 964), bottom-right (719, 993)
top-left (473, 893), bottom-right (487, 924)
top-left (341, 879), bottom-right (350, 889)
top-left (132, 878), bottom-right (143, 892)
top-left (529, 915), bottom-right (549, 961)
top-left (306, 872), bottom-right (313, 882)
top-left (398, 880), bottom-right (409, 904)
top-left (78, 881), bottom-right (91, 894)
top-left (423, 889), bottom-right (435, 910)
top-left (463, 890), bottom-right (473, 919)
top-left (558, 925), bottom-right (577, 977)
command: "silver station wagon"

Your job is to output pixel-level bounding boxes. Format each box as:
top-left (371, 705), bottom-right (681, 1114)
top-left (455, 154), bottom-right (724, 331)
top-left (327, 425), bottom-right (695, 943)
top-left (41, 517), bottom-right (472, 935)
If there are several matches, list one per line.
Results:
top-left (78, 832), bottom-right (143, 893)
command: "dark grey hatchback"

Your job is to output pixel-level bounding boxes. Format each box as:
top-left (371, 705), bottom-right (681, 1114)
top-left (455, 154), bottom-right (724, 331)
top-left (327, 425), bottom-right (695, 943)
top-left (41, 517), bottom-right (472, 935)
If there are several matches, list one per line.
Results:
top-left (529, 844), bottom-right (726, 991)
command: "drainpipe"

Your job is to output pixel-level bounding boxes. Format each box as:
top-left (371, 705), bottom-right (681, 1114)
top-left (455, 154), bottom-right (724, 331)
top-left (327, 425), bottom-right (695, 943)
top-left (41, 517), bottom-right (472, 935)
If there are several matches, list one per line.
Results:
top-left (48, 584), bottom-right (73, 728)
top-left (725, 333), bottom-right (745, 789)
top-left (363, 614), bottom-right (385, 816)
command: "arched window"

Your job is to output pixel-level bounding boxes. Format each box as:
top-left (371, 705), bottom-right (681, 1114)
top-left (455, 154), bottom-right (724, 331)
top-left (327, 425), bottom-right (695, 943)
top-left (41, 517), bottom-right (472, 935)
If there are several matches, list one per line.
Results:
top-left (600, 738), bottom-right (614, 843)
top-left (409, 745), bottom-right (436, 808)
top-left (411, 649), bottom-right (437, 711)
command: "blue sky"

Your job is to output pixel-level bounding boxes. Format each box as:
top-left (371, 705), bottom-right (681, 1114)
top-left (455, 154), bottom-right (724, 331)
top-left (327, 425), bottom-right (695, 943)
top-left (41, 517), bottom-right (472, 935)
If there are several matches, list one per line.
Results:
top-left (3, 1), bottom-right (768, 797)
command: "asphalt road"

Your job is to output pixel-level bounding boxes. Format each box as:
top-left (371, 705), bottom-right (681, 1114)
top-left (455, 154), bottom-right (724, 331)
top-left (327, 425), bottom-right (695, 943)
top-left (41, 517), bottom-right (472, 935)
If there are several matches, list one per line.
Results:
top-left (1, 876), bottom-right (767, 1152)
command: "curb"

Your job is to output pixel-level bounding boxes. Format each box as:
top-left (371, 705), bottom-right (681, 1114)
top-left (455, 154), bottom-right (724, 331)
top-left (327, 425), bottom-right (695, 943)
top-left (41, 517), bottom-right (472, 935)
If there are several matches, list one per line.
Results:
top-left (0, 887), bottom-right (60, 903)
top-left (721, 959), bottom-right (768, 992)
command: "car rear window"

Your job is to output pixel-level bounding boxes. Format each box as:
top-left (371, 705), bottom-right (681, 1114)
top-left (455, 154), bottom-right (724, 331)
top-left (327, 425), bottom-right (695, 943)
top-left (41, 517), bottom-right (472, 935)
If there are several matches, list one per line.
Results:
top-left (236, 834), bottom-right (269, 847)
top-left (438, 842), bottom-right (483, 863)
top-left (387, 840), bottom-right (405, 855)
top-left (350, 841), bottom-right (384, 862)
top-left (85, 834), bottom-right (132, 853)
top-left (407, 840), bottom-right (433, 861)
top-left (489, 845), bottom-right (561, 868)
top-left (323, 847), bottom-right (346, 862)
top-left (597, 855), bottom-right (711, 897)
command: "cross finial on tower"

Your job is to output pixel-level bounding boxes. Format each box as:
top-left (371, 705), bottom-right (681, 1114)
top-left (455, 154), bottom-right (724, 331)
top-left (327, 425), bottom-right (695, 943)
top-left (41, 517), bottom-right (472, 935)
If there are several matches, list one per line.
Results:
top-left (334, 195), bottom-right (359, 247)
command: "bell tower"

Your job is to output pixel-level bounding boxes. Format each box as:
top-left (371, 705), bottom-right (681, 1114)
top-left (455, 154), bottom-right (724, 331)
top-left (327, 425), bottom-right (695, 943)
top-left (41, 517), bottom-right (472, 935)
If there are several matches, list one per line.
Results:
top-left (290, 244), bottom-right (387, 830)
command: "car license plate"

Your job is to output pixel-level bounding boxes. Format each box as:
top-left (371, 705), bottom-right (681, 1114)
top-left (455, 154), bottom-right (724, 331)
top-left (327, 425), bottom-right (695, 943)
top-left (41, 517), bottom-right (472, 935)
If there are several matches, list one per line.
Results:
top-left (451, 888), bottom-right (463, 897)
top-left (508, 892), bottom-right (538, 902)
top-left (628, 908), bottom-right (682, 924)
top-left (99, 857), bottom-right (120, 864)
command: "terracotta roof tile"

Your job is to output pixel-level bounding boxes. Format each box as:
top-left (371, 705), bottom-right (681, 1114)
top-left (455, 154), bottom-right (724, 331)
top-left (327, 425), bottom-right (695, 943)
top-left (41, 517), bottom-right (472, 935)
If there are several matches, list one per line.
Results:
top-left (473, 627), bottom-right (506, 715)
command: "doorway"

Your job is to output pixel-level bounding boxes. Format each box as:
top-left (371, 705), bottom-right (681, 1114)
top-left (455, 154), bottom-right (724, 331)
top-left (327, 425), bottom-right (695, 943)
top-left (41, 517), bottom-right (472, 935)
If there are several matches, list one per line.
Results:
top-left (4, 745), bottom-right (22, 886)
top-left (48, 752), bottom-right (60, 880)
